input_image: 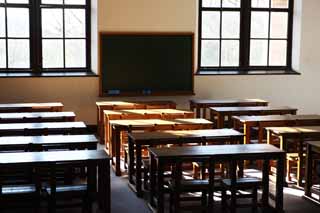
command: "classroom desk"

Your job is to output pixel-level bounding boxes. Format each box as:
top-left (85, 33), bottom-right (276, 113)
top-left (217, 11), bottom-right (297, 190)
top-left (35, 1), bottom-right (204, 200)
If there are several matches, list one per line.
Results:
top-left (103, 109), bottom-right (194, 146)
top-left (0, 102), bottom-right (64, 112)
top-left (190, 99), bottom-right (268, 118)
top-left (128, 129), bottom-right (244, 197)
top-left (0, 111), bottom-right (76, 123)
top-left (210, 106), bottom-right (297, 128)
top-left (0, 122), bottom-right (87, 136)
top-left (96, 101), bottom-right (176, 140)
top-left (0, 135), bottom-right (98, 151)
top-left (109, 118), bottom-right (213, 176)
top-left (148, 144), bottom-right (285, 213)
top-left (233, 115), bottom-right (320, 145)
top-left (0, 150), bottom-right (111, 213)
top-left (267, 126), bottom-right (320, 186)
top-left (304, 141), bottom-right (320, 205)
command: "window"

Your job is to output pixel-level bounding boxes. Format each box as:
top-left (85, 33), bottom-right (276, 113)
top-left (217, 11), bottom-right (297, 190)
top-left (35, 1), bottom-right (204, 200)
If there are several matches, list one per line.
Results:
top-left (199, 0), bottom-right (294, 72)
top-left (0, 0), bottom-right (90, 73)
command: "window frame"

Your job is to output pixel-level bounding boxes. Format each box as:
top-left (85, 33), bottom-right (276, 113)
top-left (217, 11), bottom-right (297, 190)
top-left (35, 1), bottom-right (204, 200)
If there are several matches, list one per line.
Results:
top-left (0, 0), bottom-right (91, 73)
top-left (198, 0), bottom-right (294, 73)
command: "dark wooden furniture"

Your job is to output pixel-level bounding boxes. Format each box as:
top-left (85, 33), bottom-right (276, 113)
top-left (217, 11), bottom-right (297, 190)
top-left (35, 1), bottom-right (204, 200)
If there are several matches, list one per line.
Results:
top-left (0, 135), bottom-right (98, 151)
top-left (0, 111), bottom-right (76, 123)
top-left (96, 101), bottom-right (176, 141)
top-left (0, 102), bottom-right (64, 113)
top-left (104, 108), bottom-right (194, 147)
top-left (128, 129), bottom-right (243, 197)
top-left (0, 122), bottom-right (87, 136)
top-left (190, 99), bottom-right (268, 118)
top-left (0, 150), bottom-right (111, 213)
top-left (148, 144), bottom-right (285, 213)
top-left (233, 115), bottom-right (320, 145)
top-left (304, 141), bottom-right (320, 205)
top-left (109, 118), bottom-right (213, 176)
top-left (210, 106), bottom-right (297, 128)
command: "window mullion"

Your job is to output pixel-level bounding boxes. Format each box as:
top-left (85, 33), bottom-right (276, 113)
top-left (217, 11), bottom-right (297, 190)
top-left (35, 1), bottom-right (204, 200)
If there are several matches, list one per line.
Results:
top-left (30, 0), bottom-right (42, 72)
top-left (286, 0), bottom-right (294, 69)
top-left (239, 0), bottom-right (251, 70)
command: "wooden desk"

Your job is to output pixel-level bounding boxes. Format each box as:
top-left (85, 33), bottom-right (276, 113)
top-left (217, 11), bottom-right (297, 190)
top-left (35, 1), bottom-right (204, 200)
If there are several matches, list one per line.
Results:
top-left (0, 102), bottom-right (63, 112)
top-left (267, 126), bottom-right (320, 186)
top-left (0, 111), bottom-right (76, 123)
top-left (0, 135), bottom-right (98, 151)
top-left (103, 109), bottom-right (194, 146)
top-left (210, 106), bottom-right (297, 128)
top-left (96, 101), bottom-right (176, 140)
top-left (109, 118), bottom-right (213, 176)
top-left (149, 144), bottom-right (285, 213)
top-left (190, 99), bottom-right (268, 118)
top-left (0, 122), bottom-right (87, 136)
top-left (304, 141), bottom-right (320, 205)
top-left (0, 150), bottom-right (111, 213)
top-left (233, 115), bottom-right (320, 145)
top-left (128, 129), bottom-right (244, 197)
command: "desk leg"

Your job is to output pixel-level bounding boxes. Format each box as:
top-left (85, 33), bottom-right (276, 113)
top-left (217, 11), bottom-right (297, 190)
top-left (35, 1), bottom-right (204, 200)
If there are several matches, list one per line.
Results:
top-left (258, 125), bottom-right (264, 144)
top-left (196, 107), bottom-right (201, 118)
top-left (113, 128), bottom-right (121, 176)
top-left (244, 124), bottom-right (251, 144)
top-left (157, 160), bottom-right (165, 213)
top-left (297, 139), bottom-right (304, 187)
top-left (99, 160), bottom-right (110, 213)
top-left (262, 160), bottom-right (270, 208)
top-left (203, 107), bottom-right (207, 119)
top-left (304, 144), bottom-right (313, 197)
top-left (275, 155), bottom-right (285, 212)
top-left (128, 137), bottom-right (134, 184)
top-left (173, 161), bottom-right (182, 213)
top-left (230, 160), bottom-right (237, 213)
top-left (217, 113), bottom-right (224, 129)
top-left (136, 144), bottom-right (143, 197)
top-left (149, 154), bottom-right (156, 207)
top-left (208, 159), bottom-right (215, 212)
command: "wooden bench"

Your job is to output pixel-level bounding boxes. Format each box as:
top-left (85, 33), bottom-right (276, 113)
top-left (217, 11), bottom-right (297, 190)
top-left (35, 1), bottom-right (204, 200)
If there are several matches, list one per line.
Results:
top-left (0, 150), bottom-right (111, 213)
top-left (109, 118), bottom-right (213, 176)
top-left (0, 122), bottom-right (88, 136)
top-left (210, 106), bottom-right (297, 128)
top-left (127, 129), bottom-right (243, 197)
top-left (0, 135), bottom-right (98, 152)
top-left (0, 111), bottom-right (76, 123)
top-left (0, 102), bottom-right (64, 113)
top-left (103, 108), bottom-right (194, 146)
top-left (148, 144), bottom-right (285, 213)
top-left (190, 99), bottom-right (268, 118)
top-left (96, 101), bottom-right (176, 140)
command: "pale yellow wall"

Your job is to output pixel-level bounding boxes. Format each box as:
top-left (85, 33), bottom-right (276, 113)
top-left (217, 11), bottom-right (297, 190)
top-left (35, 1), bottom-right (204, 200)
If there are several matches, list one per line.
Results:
top-left (0, 0), bottom-right (319, 124)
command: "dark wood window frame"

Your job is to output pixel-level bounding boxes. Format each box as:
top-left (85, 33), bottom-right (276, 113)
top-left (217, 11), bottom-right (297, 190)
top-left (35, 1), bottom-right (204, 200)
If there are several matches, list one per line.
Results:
top-left (198, 0), bottom-right (297, 75)
top-left (0, 0), bottom-right (92, 75)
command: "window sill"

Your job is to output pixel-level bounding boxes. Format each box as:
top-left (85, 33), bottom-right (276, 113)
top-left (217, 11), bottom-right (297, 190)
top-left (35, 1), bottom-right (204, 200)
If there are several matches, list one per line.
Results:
top-left (195, 69), bottom-right (300, 76)
top-left (0, 71), bottom-right (98, 78)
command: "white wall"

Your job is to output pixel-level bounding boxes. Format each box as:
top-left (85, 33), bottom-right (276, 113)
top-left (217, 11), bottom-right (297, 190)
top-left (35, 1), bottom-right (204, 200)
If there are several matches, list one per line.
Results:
top-left (0, 0), bottom-right (319, 124)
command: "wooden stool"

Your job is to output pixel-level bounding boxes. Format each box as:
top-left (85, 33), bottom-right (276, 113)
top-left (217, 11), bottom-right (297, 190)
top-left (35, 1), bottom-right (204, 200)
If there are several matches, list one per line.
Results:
top-left (221, 177), bottom-right (262, 213)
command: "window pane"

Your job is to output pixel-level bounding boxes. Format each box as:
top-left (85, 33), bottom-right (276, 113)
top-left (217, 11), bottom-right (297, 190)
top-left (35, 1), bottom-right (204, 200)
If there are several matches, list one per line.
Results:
top-left (41, 0), bottom-right (63, 4)
top-left (0, 0), bottom-right (4, 3)
top-left (252, 0), bottom-right (270, 8)
top-left (202, 11), bottom-right (220, 39)
top-left (202, 0), bottom-right (220, 7)
top-left (42, 9), bottom-right (63, 38)
top-left (251, 12), bottom-right (269, 38)
top-left (65, 0), bottom-right (86, 5)
top-left (222, 0), bottom-right (240, 8)
top-left (221, 40), bottom-right (239, 66)
top-left (8, 39), bottom-right (30, 68)
top-left (250, 40), bottom-right (268, 66)
top-left (7, 8), bottom-right (29, 37)
top-left (65, 39), bottom-right (86, 68)
top-left (269, 40), bottom-right (287, 66)
top-left (0, 8), bottom-right (5, 37)
top-left (65, 9), bottom-right (86, 38)
top-left (42, 39), bottom-right (63, 68)
top-left (271, 0), bottom-right (288, 8)
top-left (6, 0), bottom-right (29, 3)
top-left (201, 40), bottom-right (220, 67)
top-left (0, 39), bottom-right (6, 68)
top-left (270, 12), bottom-right (288, 38)
top-left (222, 12), bottom-right (240, 38)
